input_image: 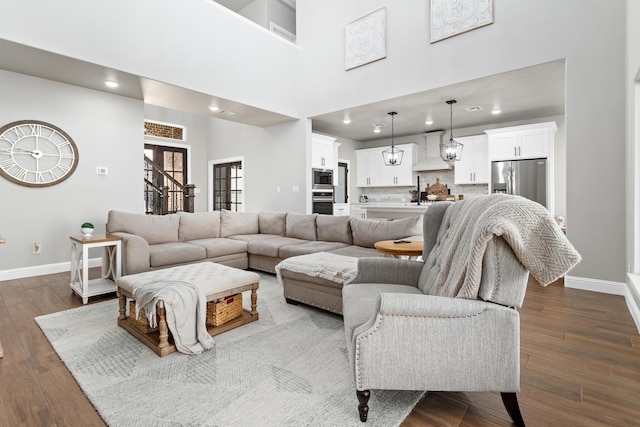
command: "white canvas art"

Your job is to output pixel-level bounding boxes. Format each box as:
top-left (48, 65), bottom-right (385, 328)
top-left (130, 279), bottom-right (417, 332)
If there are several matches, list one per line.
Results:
top-left (345, 8), bottom-right (386, 70)
top-left (430, 0), bottom-right (493, 43)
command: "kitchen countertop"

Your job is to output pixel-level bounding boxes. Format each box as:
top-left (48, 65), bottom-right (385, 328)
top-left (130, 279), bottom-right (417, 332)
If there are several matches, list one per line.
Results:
top-left (351, 202), bottom-right (435, 212)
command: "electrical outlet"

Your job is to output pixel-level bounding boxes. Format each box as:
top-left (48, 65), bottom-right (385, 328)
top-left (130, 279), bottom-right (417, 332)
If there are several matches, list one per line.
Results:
top-left (33, 242), bottom-right (41, 254)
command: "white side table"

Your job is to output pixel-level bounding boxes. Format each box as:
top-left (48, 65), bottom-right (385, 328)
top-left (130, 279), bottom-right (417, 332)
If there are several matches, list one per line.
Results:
top-left (70, 234), bottom-right (122, 304)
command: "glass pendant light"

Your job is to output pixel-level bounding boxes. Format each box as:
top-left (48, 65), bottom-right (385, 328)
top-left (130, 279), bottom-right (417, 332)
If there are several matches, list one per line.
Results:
top-left (440, 100), bottom-right (463, 162)
top-left (382, 112), bottom-right (404, 166)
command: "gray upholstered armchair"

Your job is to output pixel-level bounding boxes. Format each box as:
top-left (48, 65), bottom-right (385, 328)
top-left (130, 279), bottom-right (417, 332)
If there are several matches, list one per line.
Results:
top-left (342, 195), bottom-right (581, 426)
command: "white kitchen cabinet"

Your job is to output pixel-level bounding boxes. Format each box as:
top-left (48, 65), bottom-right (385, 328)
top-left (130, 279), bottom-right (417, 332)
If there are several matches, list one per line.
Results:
top-left (356, 143), bottom-right (417, 187)
top-left (333, 203), bottom-right (350, 216)
top-left (311, 134), bottom-right (337, 170)
top-left (486, 122), bottom-right (557, 161)
top-left (454, 135), bottom-right (489, 184)
top-left (356, 149), bottom-right (383, 187)
top-left (350, 204), bottom-right (367, 219)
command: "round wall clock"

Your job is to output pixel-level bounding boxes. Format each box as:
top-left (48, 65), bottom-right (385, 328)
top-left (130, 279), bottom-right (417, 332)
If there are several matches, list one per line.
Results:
top-left (0, 120), bottom-right (79, 187)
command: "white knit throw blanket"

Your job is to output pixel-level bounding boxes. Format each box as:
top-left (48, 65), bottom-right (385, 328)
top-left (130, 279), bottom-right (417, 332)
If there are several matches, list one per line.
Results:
top-left (275, 252), bottom-right (358, 285)
top-left (431, 194), bottom-right (581, 299)
top-left (133, 280), bottom-right (215, 355)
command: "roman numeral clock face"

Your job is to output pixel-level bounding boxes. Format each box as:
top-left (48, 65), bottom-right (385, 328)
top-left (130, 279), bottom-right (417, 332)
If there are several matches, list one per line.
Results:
top-left (0, 120), bottom-right (79, 187)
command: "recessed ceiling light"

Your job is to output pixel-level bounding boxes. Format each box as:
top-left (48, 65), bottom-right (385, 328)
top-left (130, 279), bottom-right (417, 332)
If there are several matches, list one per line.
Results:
top-left (373, 123), bottom-right (385, 133)
top-left (465, 106), bottom-right (482, 112)
top-left (104, 80), bottom-right (119, 88)
top-left (492, 109), bottom-right (502, 115)
top-left (209, 105), bottom-right (220, 112)
top-left (425, 119), bottom-right (434, 126)
top-left (343, 118), bottom-right (351, 124)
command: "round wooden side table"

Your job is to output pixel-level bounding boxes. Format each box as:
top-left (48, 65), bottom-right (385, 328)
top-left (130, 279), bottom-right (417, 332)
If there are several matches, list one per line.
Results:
top-left (374, 239), bottom-right (423, 259)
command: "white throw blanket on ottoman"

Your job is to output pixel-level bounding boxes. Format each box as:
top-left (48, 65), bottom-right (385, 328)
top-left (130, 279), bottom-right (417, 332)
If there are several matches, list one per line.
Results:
top-left (275, 252), bottom-right (358, 285)
top-left (133, 280), bottom-right (216, 354)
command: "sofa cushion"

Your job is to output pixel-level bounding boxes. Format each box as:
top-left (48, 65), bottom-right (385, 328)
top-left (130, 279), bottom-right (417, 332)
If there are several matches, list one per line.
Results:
top-left (149, 242), bottom-right (206, 267)
top-left (107, 210), bottom-right (179, 245)
top-left (286, 213), bottom-right (318, 241)
top-left (220, 210), bottom-right (259, 237)
top-left (244, 235), bottom-right (308, 257)
top-left (279, 241), bottom-right (350, 259)
top-left (316, 215), bottom-right (352, 244)
top-left (350, 216), bottom-right (422, 248)
top-left (186, 238), bottom-right (248, 258)
top-left (259, 211), bottom-right (287, 236)
top-left (178, 211), bottom-right (220, 241)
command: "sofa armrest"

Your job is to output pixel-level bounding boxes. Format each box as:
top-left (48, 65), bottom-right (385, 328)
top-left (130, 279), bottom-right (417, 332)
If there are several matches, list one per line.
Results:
top-left (105, 231), bottom-right (150, 276)
top-left (351, 293), bottom-right (520, 392)
top-left (350, 258), bottom-right (423, 286)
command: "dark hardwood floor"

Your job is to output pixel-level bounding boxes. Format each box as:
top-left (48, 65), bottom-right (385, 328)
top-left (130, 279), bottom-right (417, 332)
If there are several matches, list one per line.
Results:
top-left (0, 270), bottom-right (638, 426)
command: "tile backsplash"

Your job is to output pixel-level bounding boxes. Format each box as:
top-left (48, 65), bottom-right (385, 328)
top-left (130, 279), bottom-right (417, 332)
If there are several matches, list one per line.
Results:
top-left (357, 170), bottom-right (489, 203)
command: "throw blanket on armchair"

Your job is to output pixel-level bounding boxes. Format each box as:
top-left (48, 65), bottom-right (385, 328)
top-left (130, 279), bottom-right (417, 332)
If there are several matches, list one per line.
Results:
top-left (432, 194), bottom-right (581, 299)
top-left (133, 280), bottom-right (215, 354)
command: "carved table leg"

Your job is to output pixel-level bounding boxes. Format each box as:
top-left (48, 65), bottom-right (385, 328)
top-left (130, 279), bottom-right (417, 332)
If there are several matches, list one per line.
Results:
top-left (357, 389), bottom-right (370, 422)
top-left (250, 283), bottom-right (259, 321)
top-left (157, 302), bottom-right (169, 350)
top-left (118, 292), bottom-right (126, 321)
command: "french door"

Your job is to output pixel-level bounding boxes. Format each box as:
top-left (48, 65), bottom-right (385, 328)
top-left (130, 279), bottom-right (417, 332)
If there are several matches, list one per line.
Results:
top-left (213, 161), bottom-right (243, 211)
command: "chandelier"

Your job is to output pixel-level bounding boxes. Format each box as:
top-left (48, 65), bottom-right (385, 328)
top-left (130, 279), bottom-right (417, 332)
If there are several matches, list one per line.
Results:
top-left (382, 112), bottom-right (404, 166)
top-left (440, 100), bottom-right (463, 162)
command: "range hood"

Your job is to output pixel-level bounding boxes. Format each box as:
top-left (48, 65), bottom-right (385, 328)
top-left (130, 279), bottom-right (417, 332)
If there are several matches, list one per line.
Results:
top-left (412, 131), bottom-right (453, 171)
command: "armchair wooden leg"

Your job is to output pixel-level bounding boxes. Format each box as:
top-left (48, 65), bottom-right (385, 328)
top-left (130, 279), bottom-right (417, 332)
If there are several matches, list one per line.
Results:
top-left (501, 392), bottom-right (525, 427)
top-left (357, 389), bottom-right (370, 422)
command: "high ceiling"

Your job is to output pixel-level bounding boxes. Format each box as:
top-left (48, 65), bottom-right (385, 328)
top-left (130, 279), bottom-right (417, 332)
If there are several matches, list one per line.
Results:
top-left (311, 60), bottom-right (566, 142)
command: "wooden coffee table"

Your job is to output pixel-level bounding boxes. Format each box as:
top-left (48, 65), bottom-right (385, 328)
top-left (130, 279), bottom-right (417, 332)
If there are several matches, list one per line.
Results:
top-left (374, 239), bottom-right (423, 259)
top-left (117, 262), bottom-right (260, 357)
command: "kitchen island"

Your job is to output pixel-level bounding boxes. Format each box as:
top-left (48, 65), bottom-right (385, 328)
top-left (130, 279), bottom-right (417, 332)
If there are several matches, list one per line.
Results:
top-left (351, 202), bottom-right (432, 219)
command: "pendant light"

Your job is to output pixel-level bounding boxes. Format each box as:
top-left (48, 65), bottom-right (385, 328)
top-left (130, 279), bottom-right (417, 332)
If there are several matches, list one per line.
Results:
top-left (382, 112), bottom-right (404, 166)
top-left (440, 100), bottom-right (464, 162)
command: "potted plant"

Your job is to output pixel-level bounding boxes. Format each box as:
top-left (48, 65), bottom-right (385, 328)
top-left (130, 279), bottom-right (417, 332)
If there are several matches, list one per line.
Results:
top-left (81, 222), bottom-right (94, 237)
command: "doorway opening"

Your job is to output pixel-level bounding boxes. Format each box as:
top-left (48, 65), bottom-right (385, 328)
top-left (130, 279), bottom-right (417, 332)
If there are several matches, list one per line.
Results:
top-left (144, 143), bottom-right (189, 214)
top-left (335, 161), bottom-right (349, 203)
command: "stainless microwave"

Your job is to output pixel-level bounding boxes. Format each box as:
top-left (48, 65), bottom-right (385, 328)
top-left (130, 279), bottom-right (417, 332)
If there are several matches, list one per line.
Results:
top-left (312, 168), bottom-right (333, 189)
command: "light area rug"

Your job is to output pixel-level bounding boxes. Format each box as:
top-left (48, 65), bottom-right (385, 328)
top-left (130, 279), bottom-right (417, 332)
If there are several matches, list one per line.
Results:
top-left (35, 272), bottom-right (424, 427)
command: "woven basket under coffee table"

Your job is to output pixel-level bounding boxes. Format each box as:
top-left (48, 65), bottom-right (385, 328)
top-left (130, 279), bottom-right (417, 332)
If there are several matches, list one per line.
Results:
top-left (116, 262), bottom-right (260, 357)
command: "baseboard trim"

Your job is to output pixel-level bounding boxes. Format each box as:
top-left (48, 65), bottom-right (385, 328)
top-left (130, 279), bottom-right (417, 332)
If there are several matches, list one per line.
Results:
top-left (626, 273), bottom-right (640, 333)
top-left (0, 258), bottom-right (102, 281)
top-left (564, 275), bottom-right (626, 296)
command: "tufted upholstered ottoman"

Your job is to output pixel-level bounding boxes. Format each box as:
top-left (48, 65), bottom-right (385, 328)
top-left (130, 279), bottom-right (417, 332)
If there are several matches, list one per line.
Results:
top-left (117, 262), bottom-right (259, 356)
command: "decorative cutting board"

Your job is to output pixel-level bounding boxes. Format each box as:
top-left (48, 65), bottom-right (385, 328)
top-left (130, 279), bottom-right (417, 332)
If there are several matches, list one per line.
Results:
top-left (426, 178), bottom-right (448, 201)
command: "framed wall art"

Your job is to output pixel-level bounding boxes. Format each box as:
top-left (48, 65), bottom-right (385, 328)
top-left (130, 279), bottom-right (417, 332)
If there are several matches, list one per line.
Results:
top-left (430, 0), bottom-right (493, 43)
top-left (345, 7), bottom-right (386, 71)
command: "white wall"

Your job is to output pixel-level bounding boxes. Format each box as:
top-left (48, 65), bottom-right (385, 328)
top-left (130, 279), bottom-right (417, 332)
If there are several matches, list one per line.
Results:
top-left (296, 0), bottom-right (627, 283)
top-left (0, 70), bottom-right (143, 270)
top-left (0, 0), bottom-right (300, 117)
top-left (207, 117), bottom-right (308, 213)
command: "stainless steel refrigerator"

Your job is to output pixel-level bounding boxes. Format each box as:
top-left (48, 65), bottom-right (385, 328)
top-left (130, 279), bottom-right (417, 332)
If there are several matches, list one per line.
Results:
top-left (491, 158), bottom-right (547, 207)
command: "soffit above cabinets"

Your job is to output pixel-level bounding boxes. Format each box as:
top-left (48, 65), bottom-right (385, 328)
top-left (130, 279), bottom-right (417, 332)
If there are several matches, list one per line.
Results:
top-left (311, 59), bottom-right (565, 143)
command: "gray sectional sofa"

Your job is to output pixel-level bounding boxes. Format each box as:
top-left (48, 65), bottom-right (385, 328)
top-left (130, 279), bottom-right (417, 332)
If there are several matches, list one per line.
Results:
top-left (105, 209), bottom-right (423, 277)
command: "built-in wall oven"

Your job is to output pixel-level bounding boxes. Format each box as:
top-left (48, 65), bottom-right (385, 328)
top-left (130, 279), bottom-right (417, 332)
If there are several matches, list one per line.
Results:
top-left (312, 168), bottom-right (334, 215)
